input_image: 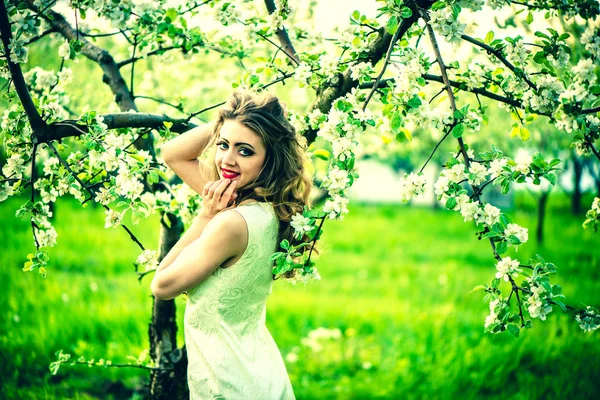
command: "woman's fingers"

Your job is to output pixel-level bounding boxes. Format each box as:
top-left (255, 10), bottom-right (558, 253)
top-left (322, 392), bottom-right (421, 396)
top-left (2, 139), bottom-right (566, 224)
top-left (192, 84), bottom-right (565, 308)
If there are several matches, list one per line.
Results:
top-left (202, 181), bottom-right (214, 197)
top-left (222, 180), bottom-right (237, 205)
top-left (206, 180), bottom-right (223, 198)
top-left (213, 179), bottom-right (231, 201)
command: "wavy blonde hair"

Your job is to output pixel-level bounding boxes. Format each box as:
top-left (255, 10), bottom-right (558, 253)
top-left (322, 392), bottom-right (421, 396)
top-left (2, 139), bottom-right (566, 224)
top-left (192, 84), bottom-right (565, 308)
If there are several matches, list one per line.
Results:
top-left (210, 90), bottom-right (313, 250)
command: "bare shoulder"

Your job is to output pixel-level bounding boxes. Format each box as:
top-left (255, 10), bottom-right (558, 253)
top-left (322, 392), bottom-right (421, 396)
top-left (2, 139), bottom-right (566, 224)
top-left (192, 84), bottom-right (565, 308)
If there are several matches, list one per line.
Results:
top-left (205, 208), bottom-right (248, 241)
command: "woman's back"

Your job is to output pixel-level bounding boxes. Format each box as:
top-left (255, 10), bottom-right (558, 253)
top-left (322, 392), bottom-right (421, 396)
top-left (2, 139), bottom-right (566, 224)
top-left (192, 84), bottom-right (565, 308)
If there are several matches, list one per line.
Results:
top-left (184, 202), bottom-right (295, 399)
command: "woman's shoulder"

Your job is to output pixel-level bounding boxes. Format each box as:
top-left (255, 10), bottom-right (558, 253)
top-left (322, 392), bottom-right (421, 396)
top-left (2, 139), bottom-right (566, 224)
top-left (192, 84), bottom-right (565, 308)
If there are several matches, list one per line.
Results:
top-left (233, 201), bottom-right (278, 226)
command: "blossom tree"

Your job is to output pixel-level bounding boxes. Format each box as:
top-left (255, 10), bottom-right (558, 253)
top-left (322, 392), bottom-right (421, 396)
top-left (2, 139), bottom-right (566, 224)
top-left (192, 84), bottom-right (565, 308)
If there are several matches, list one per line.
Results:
top-left (1, 0), bottom-right (600, 398)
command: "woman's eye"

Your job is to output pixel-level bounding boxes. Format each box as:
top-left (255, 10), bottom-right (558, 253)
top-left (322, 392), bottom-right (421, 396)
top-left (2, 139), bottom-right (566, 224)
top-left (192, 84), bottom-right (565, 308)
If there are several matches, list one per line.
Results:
top-left (240, 148), bottom-right (254, 157)
top-left (217, 142), bottom-right (228, 150)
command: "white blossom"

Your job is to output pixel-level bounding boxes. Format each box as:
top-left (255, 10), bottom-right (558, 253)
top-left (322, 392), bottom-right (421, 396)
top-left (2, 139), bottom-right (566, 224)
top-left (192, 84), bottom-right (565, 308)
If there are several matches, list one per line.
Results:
top-left (445, 163), bottom-right (467, 183)
top-left (104, 209), bottom-right (123, 229)
top-left (290, 213), bottom-right (313, 236)
top-left (37, 226), bottom-right (58, 248)
top-left (8, 37), bottom-right (28, 64)
top-left (293, 62), bottom-right (312, 84)
top-left (136, 249), bottom-right (159, 271)
top-left (398, 172), bottom-right (427, 203)
top-left (58, 41), bottom-right (72, 59)
top-left (514, 153), bottom-right (532, 175)
top-left (322, 166), bottom-right (350, 192)
top-left (495, 256), bottom-right (522, 282)
top-left (480, 203), bottom-right (501, 226)
top-left (323, 194), bottom-right (349, 220)
top-left (488, 158), bottom-right (508, 179)
top-left (460, 200), bottom-right (481, 222)
top-left (505, 223), bottom-right (528, 246)
top-left (527, 285), bottom-right (552, 321)
top-left (485, 299), bottom-right (501, 329)
top-left (0, 182), bottom-right (15, 202)
top-left (2, 154), bottom-right (27, 178)
top-left (468, 162), bottom-right (488, 186)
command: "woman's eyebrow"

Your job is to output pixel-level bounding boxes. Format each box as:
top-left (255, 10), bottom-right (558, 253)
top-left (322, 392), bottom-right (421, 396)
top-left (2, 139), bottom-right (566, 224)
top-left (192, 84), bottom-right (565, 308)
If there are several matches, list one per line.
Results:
top-left (220, 137), bottom-right (255, 150)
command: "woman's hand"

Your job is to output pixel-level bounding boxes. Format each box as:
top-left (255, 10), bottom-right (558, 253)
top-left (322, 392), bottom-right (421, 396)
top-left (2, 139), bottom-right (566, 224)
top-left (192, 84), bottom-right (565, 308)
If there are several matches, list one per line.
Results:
top-left (199, 179), bottom-right (238, 219)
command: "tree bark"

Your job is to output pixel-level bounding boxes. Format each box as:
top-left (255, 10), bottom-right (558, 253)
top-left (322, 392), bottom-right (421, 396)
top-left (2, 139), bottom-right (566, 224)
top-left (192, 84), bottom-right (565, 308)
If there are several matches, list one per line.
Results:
top-left (149, 213), bottom-right (188, 400)
top-left (536, 190), bottom-right (549, 245)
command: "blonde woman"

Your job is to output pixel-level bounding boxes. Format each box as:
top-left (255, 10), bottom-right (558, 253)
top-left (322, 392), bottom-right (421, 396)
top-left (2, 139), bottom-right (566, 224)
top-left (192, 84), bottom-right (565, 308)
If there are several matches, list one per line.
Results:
top-left (151, 91), bottom-right (311, 399)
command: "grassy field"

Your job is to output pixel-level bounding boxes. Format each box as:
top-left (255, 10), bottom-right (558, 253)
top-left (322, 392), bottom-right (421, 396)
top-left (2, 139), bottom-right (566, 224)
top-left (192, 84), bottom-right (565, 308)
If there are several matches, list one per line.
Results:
top-left (1, 191), bottom-right (599, 399)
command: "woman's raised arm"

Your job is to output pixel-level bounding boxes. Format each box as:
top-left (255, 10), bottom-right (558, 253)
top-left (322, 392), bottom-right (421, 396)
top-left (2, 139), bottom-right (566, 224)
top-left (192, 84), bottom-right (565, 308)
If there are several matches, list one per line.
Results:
top-left (161, 123), bottom-right (215, 195)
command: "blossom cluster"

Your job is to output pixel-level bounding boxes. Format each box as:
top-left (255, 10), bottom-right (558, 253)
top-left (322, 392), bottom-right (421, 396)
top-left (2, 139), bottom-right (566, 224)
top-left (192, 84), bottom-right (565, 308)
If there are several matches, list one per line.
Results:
top-left (495, 256), bottom-right (521, 282)
top-left (526, 284), bottom-right (553, 321)
top-left (136, 249), bottom-right (159, 272)
top-left (484, 298), bottom-right (505, 330)
top-left (429, 5), bottom-right (466, 43)
top-left (583, 197), bottom-right (600, 232)
top-left (398, 172), bottom-right (427, 203)
top-left (575, 306), bottom-right (600, 333)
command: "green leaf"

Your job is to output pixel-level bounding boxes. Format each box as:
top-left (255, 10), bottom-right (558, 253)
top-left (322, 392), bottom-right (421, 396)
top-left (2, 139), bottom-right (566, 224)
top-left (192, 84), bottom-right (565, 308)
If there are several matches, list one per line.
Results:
top-left (484, 31), bottom-right (494, 44)
top-left (445, 197), bottom-right (457, 210)
top-left (407, 96), bottom-right (422, 109)
top-left (386, 16), bottom-right (398, 35)
top-left (390, 112), bottom-right (403, 132)
top-left (313, 149), bottom-right (330, 160)
top-left (400, 6), bottom-right (413, 18)
top-left (451, 123), bottom-right (465, 138)
top-left (533, 51), bottom-right (547, 64)
top-left (496, 241), bottom-right (508, 255)
top-left (507, 324), bottom-right (520, 337)
top-left (590, 85), bottom-right (600, 95)
top-left (525, 12), bottom-right (533, 24)
top-left (280, 239), bottom-right (290, 250)
top-left (165, 8), bottom-right (178, 22)
top-left (470, 285), bottom-right (487, 293)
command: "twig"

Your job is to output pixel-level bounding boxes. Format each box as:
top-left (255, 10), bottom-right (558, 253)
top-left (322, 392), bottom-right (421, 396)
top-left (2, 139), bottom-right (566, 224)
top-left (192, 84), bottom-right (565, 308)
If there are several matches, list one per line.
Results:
top-left (46, 142), bottom-right (146, 251)
top-left (362, 21), bottom-right (403, 111)
top-left (419, 129), bottom-right (452, 174)
top-left (581, 106), bottom-right (600, 115)
top-left (304, 216), bottom-right (326, 269)
top-left (460, 34), bottom-right (538, 92)
top-left (25, 28), bottom-right (57, 45)
top-left (263, 0), bottom-right (300, 65)
top-left (130, 35), bottom-right (138, 97)
top-left (0, 1), bottom-right (46, 132)
top-left (30, 144), bottom-right (40, 249)
top-left (135, 95), bottom-right (185, 113)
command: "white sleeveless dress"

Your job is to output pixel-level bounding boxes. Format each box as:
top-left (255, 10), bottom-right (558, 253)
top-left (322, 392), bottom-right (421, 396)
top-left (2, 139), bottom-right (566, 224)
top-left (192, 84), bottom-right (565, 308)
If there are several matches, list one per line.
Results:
top-left (184, 202), bottom-right (295, 400)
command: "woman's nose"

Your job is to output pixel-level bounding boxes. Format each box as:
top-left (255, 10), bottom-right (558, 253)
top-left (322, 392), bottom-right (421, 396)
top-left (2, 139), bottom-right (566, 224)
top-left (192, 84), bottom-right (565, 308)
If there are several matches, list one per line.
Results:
top-left (222, 149), bottom-right (236, 165)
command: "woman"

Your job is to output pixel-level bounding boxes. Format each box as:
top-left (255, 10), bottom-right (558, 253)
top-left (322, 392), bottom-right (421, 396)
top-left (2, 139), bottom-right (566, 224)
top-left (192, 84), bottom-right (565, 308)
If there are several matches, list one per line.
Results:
top-left (150, 90), bottom-right (311, 399)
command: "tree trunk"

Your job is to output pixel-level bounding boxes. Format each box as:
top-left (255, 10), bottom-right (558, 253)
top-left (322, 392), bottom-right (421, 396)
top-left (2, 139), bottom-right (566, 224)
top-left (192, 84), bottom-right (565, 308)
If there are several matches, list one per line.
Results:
top-left (572, 153), bottom-right (583, 215)
top-left (537, 190), bottom-right (550, 245)
top-left (149, 213), bottom-right (188, 400)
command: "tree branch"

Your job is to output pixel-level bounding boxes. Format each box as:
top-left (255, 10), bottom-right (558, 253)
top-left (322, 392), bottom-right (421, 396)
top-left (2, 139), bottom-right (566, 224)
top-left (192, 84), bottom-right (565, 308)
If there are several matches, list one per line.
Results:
top-left (0, 1), bottom-right (46, 133)
top-left (25, 27), bottom-right (57, 45)
top-left (263, 0), bottom-right (300, 65)
top-left (45, 141), bottom-right (146, 251)
top-left (362, 20), bottom-right (403, 111)
top-left (460, 33), bottom-right (538, 92)
top-left (43, 113), bottom-right (196, 142)
top-left (582, 106), bottom-right (600, 115)
top-left (24, 0), bottom-right (137, 113)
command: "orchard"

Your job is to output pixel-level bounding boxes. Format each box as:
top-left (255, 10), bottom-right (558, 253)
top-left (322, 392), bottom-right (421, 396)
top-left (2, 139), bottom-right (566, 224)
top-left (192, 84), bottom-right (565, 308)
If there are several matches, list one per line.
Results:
top-left (1, 0), bottom-right (599, 398)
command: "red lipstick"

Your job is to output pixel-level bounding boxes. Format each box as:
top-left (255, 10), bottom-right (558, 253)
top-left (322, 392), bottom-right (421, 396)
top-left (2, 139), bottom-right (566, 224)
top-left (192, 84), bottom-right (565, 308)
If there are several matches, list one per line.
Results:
top-left (221, 168), bottom-right (240, 179)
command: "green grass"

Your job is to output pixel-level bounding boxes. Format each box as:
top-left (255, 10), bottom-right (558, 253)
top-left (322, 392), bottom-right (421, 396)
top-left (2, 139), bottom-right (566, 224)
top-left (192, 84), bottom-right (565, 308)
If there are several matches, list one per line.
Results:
top-left (1, 191), bottom-right (599, 399)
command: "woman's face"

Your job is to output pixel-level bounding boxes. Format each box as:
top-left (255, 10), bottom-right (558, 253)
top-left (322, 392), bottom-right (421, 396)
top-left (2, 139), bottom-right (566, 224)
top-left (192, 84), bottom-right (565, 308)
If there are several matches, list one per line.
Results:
top-left (214, 120), bottom-right (267, 189)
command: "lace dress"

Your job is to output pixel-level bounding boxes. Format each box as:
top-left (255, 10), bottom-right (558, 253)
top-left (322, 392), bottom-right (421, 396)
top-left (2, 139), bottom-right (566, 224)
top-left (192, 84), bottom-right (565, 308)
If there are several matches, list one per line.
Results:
top-left (184, 201), bottom-right (295, 400)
